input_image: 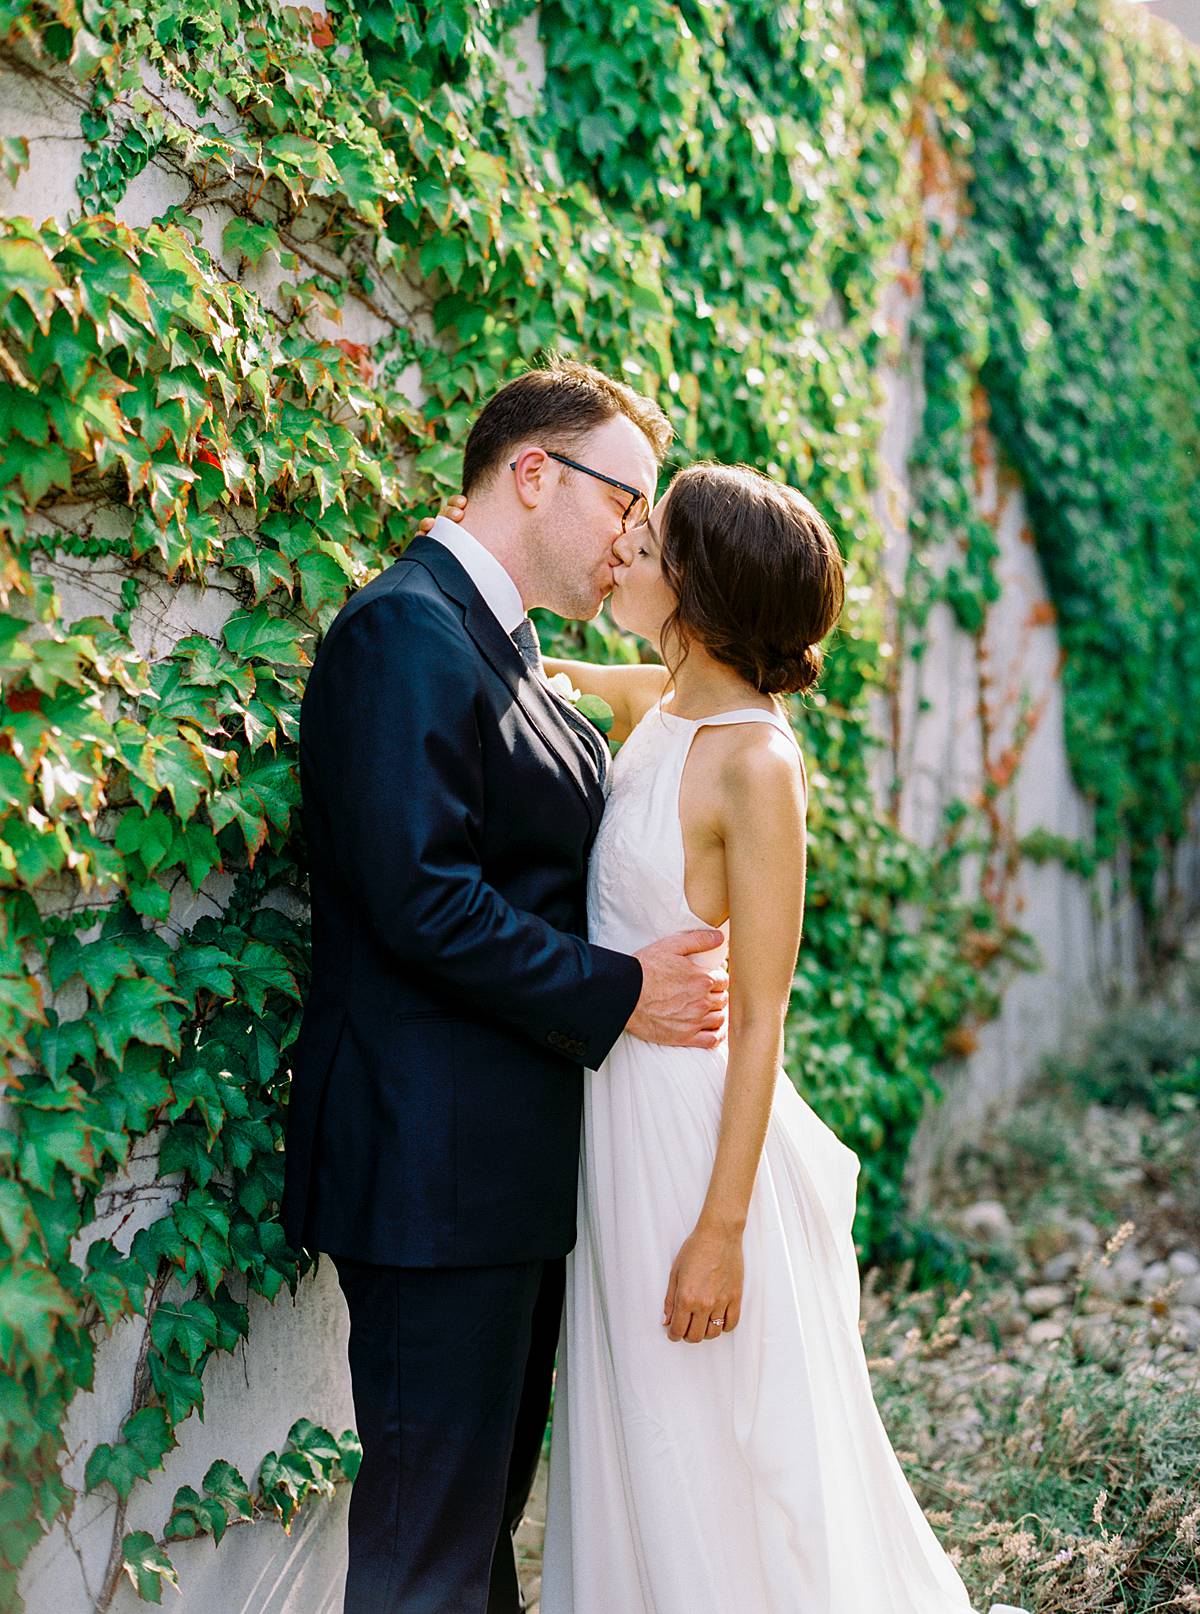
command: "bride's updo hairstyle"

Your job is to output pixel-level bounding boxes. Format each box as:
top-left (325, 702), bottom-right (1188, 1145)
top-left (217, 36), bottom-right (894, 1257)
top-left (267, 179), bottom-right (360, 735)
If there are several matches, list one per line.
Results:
top-left (657, 462), bottom-right (845, 697)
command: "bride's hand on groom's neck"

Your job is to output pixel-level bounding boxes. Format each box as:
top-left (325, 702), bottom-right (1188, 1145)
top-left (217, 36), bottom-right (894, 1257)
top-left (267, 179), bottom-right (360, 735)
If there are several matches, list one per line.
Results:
top-left (415, 492), bottom-right (469, 538)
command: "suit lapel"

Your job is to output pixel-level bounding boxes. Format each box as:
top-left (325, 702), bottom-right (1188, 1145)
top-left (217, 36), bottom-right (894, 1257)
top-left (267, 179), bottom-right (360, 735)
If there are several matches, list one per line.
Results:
top-left (400, 536), bottom-right (605, 836)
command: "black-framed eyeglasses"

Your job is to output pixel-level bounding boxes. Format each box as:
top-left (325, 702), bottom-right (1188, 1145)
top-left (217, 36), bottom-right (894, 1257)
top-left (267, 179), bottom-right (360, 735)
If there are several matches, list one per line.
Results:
top-left (509, 450), bottom-right (650, 531)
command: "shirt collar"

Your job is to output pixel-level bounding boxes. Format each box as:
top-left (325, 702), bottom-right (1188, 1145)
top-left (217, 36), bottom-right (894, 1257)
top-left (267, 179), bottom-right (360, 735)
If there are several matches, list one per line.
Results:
top-left (426, 515), bottom-right (526, 635)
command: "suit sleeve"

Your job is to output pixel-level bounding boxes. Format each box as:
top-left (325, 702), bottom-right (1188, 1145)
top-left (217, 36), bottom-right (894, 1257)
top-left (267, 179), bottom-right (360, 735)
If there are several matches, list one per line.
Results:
top-left (309, 589), bottom-right (643, 1068)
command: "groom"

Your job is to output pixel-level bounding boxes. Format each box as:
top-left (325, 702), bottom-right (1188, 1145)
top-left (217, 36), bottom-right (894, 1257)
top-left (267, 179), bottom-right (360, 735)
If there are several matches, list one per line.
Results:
top-left (282, 359), bottom-right (727, 1613)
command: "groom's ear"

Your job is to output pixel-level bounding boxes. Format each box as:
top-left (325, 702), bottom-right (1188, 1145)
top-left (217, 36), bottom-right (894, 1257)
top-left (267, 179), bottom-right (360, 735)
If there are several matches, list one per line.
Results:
top-left (509, 447), bottom-right (553, 510)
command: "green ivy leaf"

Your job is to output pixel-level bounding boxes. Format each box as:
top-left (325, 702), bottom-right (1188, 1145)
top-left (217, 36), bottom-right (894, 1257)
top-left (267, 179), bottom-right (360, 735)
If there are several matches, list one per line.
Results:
top-left (120, 1531), bottom-right (178, 1604)
top-left (150, 1297), bottom-right (218, 1371)
top-left (221, 217), bottom-right (281, 269)
top-left (203, 1457), bottom-right (254, 1526)
top-left (148, 1345), bottom-right (205, 1426)
top-left (91, 976), bottom-right (184, 1069)
top-left (222, 605), bottom-right (313, 667)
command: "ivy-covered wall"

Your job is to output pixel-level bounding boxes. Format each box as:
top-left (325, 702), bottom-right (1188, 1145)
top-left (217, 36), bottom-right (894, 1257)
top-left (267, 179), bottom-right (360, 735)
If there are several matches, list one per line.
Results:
top-left (0, 0), bottom-right (1196, 1607)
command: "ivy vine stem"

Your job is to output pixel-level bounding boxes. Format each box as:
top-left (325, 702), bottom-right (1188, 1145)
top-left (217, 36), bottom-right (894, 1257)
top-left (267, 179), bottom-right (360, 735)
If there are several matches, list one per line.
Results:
top-left (94, 1259), bottom-right (172, 1614)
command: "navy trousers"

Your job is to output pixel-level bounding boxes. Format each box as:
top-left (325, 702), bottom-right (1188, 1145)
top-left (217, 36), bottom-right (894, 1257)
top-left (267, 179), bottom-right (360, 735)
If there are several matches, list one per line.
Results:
top-left (331, 1254), bottom-right (565, 1614)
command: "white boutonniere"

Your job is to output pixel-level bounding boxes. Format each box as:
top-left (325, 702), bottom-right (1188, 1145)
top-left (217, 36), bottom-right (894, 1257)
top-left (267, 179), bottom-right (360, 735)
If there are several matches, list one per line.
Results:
top-left (545, 671), bottom-right (615, 738)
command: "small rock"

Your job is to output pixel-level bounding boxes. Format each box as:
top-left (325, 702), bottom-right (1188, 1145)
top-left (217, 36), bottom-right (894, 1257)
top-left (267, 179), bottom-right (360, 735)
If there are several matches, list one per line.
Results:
top-left (1168, 1305), bottom-right (1200, 1349)
top-left (1025, 1318), bottom-right (1066, 1346)
top-left (961, 1199), bottom-right (1014, 1243)
top-left (1140, 1259), bottom-right (1171, 1292)
top-left (1023, 1283), bottom-right (1070, 1317)
top-left (1041, 1250), bottom-right (1079, 1283)
top-left (1167, 1249), bottom-right (1200, 1278)
top-left (1070, 1314), bottom-right (1121, 1366)
top-left (1176, 1274), bottom-right (1200, 1308)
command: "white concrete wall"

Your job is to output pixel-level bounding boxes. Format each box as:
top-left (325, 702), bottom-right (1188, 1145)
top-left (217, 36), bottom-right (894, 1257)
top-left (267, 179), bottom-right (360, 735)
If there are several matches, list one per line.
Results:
top-left (4, 14), bottom-right (1198, 1610)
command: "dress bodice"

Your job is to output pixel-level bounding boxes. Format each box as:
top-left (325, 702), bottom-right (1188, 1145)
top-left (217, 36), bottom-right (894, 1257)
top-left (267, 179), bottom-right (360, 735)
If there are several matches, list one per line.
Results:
top-left (586, 697), bottom-right (803, 963)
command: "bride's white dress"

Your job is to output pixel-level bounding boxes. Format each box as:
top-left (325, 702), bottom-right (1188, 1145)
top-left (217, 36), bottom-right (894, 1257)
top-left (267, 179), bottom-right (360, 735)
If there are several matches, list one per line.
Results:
top-left (540, 697), bottom-right (1012, 1614)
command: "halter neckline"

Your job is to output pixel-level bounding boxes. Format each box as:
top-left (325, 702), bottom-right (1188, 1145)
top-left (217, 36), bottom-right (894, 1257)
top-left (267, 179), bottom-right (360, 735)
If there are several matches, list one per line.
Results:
top-left (654, 698), bottom-right (792, 730)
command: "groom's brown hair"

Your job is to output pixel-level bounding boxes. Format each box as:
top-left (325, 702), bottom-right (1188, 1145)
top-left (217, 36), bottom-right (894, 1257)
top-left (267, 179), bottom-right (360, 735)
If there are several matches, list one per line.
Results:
top-left (461, 357), bottom-right (673, 495)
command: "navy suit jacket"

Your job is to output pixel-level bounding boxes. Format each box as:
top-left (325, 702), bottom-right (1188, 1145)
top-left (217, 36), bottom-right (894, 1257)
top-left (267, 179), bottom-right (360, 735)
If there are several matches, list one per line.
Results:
top-left (281, 535), bottom-right (644, 1266)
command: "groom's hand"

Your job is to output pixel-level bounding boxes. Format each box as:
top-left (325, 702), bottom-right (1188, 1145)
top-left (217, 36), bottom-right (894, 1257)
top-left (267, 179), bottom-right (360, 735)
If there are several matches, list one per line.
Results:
top-left (626, 930), bottom-right (728, 1048)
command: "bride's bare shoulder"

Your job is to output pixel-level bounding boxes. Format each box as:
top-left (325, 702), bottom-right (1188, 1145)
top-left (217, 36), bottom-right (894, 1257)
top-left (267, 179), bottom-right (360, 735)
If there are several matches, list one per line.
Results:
top-left (704, 720), bottom-right (808, 817)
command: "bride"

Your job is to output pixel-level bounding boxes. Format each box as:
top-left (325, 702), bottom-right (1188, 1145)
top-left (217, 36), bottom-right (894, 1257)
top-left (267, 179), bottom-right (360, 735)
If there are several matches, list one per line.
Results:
top-left (428, 464), bottom-right (1026, 1614)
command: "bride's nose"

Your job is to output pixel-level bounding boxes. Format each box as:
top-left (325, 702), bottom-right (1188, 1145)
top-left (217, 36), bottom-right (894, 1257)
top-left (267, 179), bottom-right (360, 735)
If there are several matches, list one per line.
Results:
top-left (612, 529), bottom-right (633, 568)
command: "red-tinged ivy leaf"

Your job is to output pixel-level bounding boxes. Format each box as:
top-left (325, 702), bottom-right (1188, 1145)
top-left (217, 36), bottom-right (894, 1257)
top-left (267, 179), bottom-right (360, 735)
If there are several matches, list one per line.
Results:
top-left (0, 237), bottom-right (65, 330)
top-left (16, 1105), bottom-right (96, 1193)
top-left (222, 216), bottom-right (281, 269)
top-left (151, 1296), bottom-right (218, 1371)
top-left (203, 1458), bottom-right (253, 1522)
top-left (34, 1012), bottom-right (99, 1088)
top-left (222, 605), bottom-right (313, 667)
top-left (48, 932), bottom-right (138, 1003)
top-left (120, 1531), bottom-right (178, 1604)
top-left (235, 755), bottom-right (295, 829)
top-left (140, 731), bottom-right (209, 822)
top-left (0, 1262), bottom-right (73, 1366)
top-left (144, 457), bottom-right (198, 526)
top-left (67, 26), bottom-right (109, 82)
top-left (0, 137), bottom-right (29, 188)
top-left (0, 1180), bottom-right (38, 1259)
top-left (91, 976), bottom-right (184, 1069)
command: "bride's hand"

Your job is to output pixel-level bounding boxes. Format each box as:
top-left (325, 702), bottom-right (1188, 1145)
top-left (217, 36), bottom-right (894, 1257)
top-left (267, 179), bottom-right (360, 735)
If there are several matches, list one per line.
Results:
top-left (663, 1224), bottom-right (743, 1343)
top-left (414, 491), bottom-right (468, 538)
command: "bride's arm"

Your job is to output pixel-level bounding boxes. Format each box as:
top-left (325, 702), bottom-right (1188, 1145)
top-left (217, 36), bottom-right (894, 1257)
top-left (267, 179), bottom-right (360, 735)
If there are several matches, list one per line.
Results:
top-left (543, 658), bottom-right (670, 741)
top-left (662, 729), bottom-right (808, 1344)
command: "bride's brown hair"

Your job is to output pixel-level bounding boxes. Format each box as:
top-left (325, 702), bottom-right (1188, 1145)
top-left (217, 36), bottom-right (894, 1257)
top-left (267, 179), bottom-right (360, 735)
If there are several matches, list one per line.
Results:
top-left (656, 462), bottom-right (845, 699)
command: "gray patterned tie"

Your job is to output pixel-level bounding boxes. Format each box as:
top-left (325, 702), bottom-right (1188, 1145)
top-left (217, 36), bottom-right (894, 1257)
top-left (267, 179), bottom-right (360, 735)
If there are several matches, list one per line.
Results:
top-left (510, 615), bottom-right (541, 673)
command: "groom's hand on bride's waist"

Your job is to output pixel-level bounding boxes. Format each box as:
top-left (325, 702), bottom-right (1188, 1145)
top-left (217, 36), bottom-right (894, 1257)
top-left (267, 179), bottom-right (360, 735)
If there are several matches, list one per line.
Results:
top-left (626, 930), bottom-right (728, 1048)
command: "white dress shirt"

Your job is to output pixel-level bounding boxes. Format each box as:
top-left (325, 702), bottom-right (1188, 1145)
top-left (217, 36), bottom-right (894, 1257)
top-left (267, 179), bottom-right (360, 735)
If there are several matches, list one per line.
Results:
top-left (426, 515), bottom-right (526, 636)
